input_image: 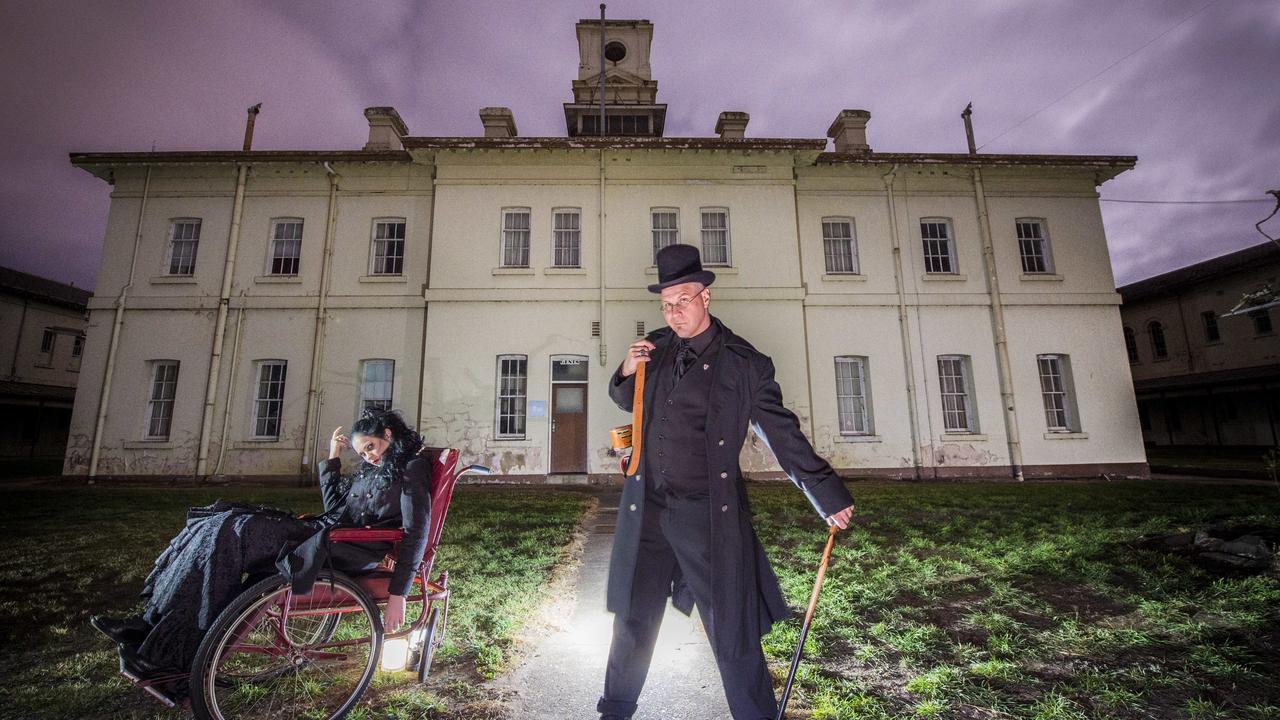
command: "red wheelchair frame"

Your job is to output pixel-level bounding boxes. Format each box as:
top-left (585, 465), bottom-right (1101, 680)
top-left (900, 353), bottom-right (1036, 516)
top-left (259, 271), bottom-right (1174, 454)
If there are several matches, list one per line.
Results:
top-left (123, 447), bottom-right (488, 720)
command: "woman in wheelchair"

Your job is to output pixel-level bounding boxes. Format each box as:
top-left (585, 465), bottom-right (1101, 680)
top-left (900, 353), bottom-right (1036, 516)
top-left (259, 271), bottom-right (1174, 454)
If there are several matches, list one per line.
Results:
top-left (90, 408), bottom-right (431, 690)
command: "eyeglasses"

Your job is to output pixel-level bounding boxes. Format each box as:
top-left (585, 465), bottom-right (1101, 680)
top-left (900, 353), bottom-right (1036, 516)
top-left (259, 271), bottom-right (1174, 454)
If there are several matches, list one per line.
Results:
top-left (660, 295), bottom-right (701, 314)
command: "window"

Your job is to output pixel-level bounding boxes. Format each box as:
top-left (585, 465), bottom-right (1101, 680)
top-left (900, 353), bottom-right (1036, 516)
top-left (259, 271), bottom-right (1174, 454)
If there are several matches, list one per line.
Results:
top-left (1123, 326), bottom-right (1139, 364)
top-left (500, 208), bottom-right (531, 268)
top-left (370, 219), bottom-right (406, 275)
top-left (651, 208), bottom-right (679, 263)
top-left (269, 218), bottom-right (303, 275)
top-left (40, 329), bottom-right (55, 353)
top-left (1016, 219), bottom-right (1053, 273)
top-left (921, 219), bottom-right (956, 274)
top-left (167, 219), bottom-right (201, 275)
top-left (359, 359), bottom-right (394, 413)
top-left (146, 360), bottom-right (179, 439)
top-left (495, 355), bottom-right (527, 439)
top-left (582, 114), bottom-right (651, 136)
top-left (834, 356), bottom-right (872, 435)
top-left (1037, 354), bottom-right (1080, 432)
top-left (1251, 308), bottom-right (1273, 336)
top-left (72, 335), bottom-right (84, 357)
top-left (552, 209), bottom-right (581, 268)
top-left (937, 355), bottom-right (976, 432)
top-left (700, 208), bottom-right (730, 266)
top-left (1148, 321), bottom-right (1168, 359)
top-left (822, 218), bottom-right (859, 274)
top-left (251, 360), bottom-right (288, 439)
top-left (1201, 310), bottom-right (1220, 342)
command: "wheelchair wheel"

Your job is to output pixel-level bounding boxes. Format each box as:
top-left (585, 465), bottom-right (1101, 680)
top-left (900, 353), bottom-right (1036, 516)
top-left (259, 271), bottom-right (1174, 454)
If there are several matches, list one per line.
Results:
top-left (415, 607), bottom-right (440, 684)
top-left (190, 571), bottom-right (382, 720)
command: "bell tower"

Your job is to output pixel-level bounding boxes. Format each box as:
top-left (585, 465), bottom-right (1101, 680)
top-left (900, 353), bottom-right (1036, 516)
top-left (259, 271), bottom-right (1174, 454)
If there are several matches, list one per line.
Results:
top-left (565, 19), bottom-right (666, 137)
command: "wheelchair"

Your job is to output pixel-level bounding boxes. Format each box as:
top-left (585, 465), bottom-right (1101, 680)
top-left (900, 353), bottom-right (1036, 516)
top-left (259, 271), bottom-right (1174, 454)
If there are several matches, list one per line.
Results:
top-left (121, 447), bottom-right (489, 720)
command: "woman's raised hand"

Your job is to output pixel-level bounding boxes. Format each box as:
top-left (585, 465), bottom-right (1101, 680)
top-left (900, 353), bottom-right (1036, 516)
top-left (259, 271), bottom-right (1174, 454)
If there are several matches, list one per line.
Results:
top-left (329, 426), bottom-right (349, 460)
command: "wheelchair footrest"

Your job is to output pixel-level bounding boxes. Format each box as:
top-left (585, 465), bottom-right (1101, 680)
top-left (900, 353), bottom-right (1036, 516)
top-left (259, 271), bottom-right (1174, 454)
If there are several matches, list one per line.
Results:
top-left (119, 656), bottom-right (183, 708)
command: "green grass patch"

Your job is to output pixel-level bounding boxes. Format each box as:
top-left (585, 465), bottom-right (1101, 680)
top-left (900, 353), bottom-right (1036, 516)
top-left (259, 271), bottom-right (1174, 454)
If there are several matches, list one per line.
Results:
top-left (753, 480), bottom-right (1280, 719)
top-left (0, 484), bottom-right (589, 719)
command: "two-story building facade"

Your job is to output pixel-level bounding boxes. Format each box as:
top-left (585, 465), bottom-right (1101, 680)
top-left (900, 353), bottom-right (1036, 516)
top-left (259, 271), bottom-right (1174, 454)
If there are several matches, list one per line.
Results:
top-left (1119, 242), bottom-right (1280, 448)
top-left (0, 267), bottom-right (89, 473)
top-left (64, 18), bottom-right (1148, 481)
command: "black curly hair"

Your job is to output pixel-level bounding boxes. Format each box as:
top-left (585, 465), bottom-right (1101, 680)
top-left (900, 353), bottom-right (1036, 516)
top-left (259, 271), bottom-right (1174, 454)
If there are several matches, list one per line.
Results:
top-left (350, 408), bottom-right (424, 470)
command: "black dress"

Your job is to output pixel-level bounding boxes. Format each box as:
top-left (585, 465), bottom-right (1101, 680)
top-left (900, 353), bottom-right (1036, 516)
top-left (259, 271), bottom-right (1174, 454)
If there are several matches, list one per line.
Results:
top-left (135, 449), bottom-right (432, 673)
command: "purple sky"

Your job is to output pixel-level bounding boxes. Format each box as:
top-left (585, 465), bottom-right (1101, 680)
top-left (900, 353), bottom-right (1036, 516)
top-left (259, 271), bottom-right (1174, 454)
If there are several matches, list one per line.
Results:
top-left (1, 0), bottom-right (1276, 291)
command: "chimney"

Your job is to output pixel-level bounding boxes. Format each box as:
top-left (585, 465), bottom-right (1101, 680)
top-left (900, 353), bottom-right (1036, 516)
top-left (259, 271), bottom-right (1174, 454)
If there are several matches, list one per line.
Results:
top-left (715, 111), bottom-right (749, 139)
top-left (479, 107), bottom-right (518, 138)
top-left (363, 107), bottom-right (409, 151)
top-left (827, 109), bottom-right (872, 154)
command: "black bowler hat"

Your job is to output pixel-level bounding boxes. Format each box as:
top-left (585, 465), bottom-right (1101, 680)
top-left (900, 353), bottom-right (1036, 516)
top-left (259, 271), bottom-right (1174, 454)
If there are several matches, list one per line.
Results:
top-left (647, 244), bottom-right (717, 293)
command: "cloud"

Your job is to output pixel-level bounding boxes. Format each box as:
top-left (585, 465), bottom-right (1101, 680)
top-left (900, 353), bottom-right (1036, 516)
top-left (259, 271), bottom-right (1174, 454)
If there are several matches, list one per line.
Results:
top-left (0, 0), bottom-right (1274, 290)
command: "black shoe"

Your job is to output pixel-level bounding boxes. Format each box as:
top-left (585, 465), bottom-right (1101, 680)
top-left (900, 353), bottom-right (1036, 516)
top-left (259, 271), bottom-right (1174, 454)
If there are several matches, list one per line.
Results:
top-left (117, 643), bottom-right (176, 681)
top-left (91, 615), bottom-right (151, 645)
top-left (600, 715), bottom-right (630, 720)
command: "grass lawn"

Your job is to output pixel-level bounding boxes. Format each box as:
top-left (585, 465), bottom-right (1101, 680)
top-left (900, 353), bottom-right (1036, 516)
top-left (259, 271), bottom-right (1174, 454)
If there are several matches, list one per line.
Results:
top-left (753, 481), bottom-right (1280, 720)
top-left (0, 484), bottom-right (590, 720)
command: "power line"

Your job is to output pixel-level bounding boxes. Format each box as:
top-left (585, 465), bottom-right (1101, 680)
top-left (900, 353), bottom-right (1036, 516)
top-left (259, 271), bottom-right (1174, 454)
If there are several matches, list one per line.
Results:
top-left (977, 0), bottom-right (1222, 151)
top-left (1100, 198), bottom-right (1273, 205)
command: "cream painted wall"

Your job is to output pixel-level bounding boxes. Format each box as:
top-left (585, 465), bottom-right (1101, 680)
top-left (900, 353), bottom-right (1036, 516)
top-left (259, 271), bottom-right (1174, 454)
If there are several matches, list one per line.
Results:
top-left (69, 150), bottom-right (1146, 478)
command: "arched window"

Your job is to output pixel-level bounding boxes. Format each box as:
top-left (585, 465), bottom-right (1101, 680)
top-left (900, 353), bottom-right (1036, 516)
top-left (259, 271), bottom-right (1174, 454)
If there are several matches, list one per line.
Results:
top-left (1147, 321), bottom-right (1168, 359)
top-left (1123, 327), bottom-right (1139, 364)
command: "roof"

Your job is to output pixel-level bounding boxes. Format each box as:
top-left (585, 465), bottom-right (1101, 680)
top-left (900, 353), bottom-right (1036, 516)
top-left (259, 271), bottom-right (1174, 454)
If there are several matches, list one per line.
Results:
top-left (70, 141), bottom-right (1136, 177)
top-left (1117, 242), bottom-right (1280, 303)
top-left (0, 266), bottom-right (90, 309)
top-left (69, 150), bottom-right (413, 181)
top-left (0, 380), bottom-right (78, 402)
top-left (1133, 363), bottom-right (1280, 394)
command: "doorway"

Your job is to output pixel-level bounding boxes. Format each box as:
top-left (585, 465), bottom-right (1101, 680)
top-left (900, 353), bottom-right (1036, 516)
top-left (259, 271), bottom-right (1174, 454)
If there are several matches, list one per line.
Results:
top-left (549, 355), bottom-right (589, 474)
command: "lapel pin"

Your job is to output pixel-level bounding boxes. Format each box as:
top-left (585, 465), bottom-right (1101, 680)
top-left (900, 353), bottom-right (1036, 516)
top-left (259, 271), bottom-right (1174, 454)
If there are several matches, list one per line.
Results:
top-left (703, 363), bottom-right (710, 370)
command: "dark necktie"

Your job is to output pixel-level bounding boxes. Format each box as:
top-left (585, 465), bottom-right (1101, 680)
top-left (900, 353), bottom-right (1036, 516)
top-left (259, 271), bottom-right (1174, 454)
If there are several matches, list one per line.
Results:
top-left (674, 339), bottom-right (693, 379)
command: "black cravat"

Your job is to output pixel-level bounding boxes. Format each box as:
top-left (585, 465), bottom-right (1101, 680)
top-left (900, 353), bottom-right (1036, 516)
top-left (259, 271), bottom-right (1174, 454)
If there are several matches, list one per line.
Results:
top-left (674, 339), bottom-right (693, 379)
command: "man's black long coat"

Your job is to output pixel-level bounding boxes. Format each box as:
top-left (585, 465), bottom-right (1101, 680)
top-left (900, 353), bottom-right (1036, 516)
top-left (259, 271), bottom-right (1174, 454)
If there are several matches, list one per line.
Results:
top-left (607, 316), bottom-right (854, 657)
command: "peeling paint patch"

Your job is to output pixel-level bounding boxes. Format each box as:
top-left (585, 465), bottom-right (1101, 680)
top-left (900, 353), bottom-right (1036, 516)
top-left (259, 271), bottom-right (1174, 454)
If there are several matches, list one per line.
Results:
top-left (922, 442), bottom-right (1000, 466)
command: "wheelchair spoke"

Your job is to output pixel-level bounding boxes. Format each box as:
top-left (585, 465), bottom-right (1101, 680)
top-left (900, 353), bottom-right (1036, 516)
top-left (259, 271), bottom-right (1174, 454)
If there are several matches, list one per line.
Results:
top-left (193, 575), bottom-right (380, 720)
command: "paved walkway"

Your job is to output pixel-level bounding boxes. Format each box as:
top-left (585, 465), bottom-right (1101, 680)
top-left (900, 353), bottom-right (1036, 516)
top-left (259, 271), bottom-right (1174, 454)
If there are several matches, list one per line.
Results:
top-left (496, 490), bottom-right (732, 720)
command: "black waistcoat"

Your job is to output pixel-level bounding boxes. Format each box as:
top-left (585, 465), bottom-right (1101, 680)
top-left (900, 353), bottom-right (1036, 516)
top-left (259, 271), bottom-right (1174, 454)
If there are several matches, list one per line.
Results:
top-left (646, 333), bottom-right (720, 500)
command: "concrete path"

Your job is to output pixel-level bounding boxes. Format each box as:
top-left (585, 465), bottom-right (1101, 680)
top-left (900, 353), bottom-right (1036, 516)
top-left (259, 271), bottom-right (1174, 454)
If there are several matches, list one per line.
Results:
top-left (495, 490), bottom-right (732, 720)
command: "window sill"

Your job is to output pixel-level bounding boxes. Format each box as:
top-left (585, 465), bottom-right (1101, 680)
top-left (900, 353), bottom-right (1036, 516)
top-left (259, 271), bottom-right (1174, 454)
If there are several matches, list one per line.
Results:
top-left (489, 437), bottom-right (534, 446)
top-left (822, 273), bottom-right (867, 282)
top-left (646, 265), bottom-right (738, 275)
top-left (1044, 431), bottom-right (1088, 440)
top-left (1152, 357), bottom-right (1170, 363)
top-left (835, 434), bottom-right (881, 443)
top-left (358, 275), bottom-right (407, 283)
top-left (544, 267), bottom-right (587, 275)
top-left (940, 433), bottom-right (987, 441)
top-left (150, 275), bottom-right (197, 284)
top-left (921, 273), bottom-right (968, 282)
top-left (124, 440), bottom-right (174, 449)
top-left (493, 268), bottom-right (535, 276)
top-left (34, 361), bottom-right (52, 369)
top-left (1254, 332), bottom-right (1276, 339)
top-left (232, 439), bottom-right (284, 448)
top-left (255, 275), bottom-right (302, 284)
top-left (1020, 273), bottom-right (1063, 281)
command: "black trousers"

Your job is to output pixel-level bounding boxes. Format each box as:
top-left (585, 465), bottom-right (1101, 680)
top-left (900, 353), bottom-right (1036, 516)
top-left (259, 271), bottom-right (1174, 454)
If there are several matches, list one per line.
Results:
top-left (598, 494), bottom-right (777, 720)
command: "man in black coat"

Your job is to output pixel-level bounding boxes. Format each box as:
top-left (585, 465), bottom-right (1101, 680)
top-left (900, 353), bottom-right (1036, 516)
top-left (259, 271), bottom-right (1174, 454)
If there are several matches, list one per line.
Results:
top-left (597, 244), bottom-right (855, 720)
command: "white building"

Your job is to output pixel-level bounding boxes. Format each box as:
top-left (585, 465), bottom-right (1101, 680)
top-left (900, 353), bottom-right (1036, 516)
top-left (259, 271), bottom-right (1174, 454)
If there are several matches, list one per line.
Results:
top-left (65, 18), bottom-right (1147, 481)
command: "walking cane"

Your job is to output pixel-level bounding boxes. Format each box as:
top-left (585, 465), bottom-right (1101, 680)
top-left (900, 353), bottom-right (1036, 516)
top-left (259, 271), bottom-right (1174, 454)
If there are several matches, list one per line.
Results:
top-left (776, 524), bottom-right (839, 720)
